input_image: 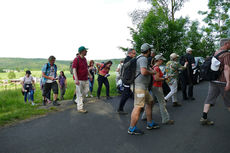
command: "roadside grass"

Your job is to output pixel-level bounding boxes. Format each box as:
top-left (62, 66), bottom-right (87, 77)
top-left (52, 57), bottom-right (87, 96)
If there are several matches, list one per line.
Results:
top-left (0, 71), bottom-right (119, 126)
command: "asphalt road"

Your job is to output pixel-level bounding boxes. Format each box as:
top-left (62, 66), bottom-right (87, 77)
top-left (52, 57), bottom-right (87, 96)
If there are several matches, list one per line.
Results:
top-left (0, 81), bottom-right (230, 153)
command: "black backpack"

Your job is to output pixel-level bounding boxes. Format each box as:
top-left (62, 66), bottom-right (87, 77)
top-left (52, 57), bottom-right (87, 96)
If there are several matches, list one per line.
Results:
top-left (200, 50), bottom-right (228, 81)
top-left (120, 56), bottom-right (142, 85)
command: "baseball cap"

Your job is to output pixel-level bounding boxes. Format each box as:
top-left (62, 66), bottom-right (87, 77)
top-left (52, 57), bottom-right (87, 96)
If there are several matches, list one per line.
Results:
top-left (211, 57), bottom-right (220, 71)
top-left (141, 43), bottom-right (153, 52)
top-left (186, 48), bottom-right (192, 53)
top-left (78, 46), bottom-right (88, 53)
top-left (155, 54), bottom-right (166, 61)
top-left (170, 53), bottom-right (179, 60)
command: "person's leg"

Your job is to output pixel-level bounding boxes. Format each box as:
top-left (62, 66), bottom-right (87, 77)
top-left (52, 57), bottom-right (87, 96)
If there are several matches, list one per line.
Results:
top-left (188, 82), bottom-right (194, 99)
top-left (82, 80), bottom-right (89, 103)
top-left (220, 83), bottom-right (230, 112)
top-left (30, 90), bottom-right (35, 105)
top-left (118, 86), bottom-right (131, 112)
top-left (104, 78), bottom-right (110, 98)
top-left (52, 82), bottom-right (59, 106)
top-left (201, 82), bottom-right (219, 125)
top-left (180, 74), bottom-right (188, 100)
top-left (165, 80), bottom-right (177, 102)
top-left (97, 76), bottom-right (103, 98)
top-left (76, 81), bottom-right (85, 111)
top-left (24, 92), bottom-right (28, 103)
top-left (152, 86), bottom-right (170, 123)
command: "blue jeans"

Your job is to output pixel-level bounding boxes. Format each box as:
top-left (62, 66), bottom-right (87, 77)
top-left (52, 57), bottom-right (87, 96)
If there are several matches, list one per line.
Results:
top-left (89, 79), bottom-right (94, 93)
top-left (24, 90), bottom-right (34, 102)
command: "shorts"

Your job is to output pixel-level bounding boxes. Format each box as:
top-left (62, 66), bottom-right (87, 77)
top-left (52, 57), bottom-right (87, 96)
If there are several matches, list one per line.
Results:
top-left (133, 88), bottom-right (153, 108)
top-left (43, 81), bottom-right (58, 96)
top-left (204, 82), bottom-right (230, 107)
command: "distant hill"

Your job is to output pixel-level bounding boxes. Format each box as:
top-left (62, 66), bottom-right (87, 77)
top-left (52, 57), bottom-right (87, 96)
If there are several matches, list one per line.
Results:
top-left (0, 57), bottom-right (123, 71)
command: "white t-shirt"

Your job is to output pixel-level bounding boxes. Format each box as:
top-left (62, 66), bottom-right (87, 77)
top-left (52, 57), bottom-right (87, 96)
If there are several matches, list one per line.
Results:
top-left (22, 76), bottom-right (34, 84)
top-left (46, 66), bottom-right (55, 83)
top-left (116, 63), bottom-right (123, 76)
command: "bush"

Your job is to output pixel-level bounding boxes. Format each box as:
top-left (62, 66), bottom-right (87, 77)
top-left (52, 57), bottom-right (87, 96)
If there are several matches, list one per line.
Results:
top-left (8, 71), bottom-right (16, 79)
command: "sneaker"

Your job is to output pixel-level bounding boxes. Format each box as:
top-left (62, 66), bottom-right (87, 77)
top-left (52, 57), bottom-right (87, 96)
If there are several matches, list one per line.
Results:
top-left (106, 96), bottom-right (112, 100)
top-left (90, 94), bottom-right (93, 98)
top-left (53, 101), bottom-right (60, 106)
top-left (163, 120), bottom-right (175, 125)
top-left (77, 109), bottom-right (88, 113)
top-left (117, 110), bottom-right (128, 115)
top-left (128, 127), bottom-right (144, 135)
top-left (42, 100), bottom-right (46, 106)
top-left (146, 122), bottom-right (160, 130)
top-left (200, 117), bottom-right (214, 125)
top-left (31, 102), bottom-right (36, 106)
top-left (172, 102), bottom-right (182, 107)
top-left (86, 94), bottom-right (89, 97)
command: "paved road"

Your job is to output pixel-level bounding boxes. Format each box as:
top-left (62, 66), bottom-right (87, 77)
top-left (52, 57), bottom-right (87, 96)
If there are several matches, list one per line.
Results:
top-left (0, 81), bottom-right (230, 153)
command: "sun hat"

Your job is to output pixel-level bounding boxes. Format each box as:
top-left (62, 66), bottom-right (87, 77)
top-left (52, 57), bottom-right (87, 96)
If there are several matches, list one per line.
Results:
top-left (155, 54), bottom-right (166, 61)
top-left (170, 53), bottom-right (179, 60)
top-left (141, 43), bottom-right (153, 52)
top-left (186, 48), bottom-right (192, 53)
top-left (78, 46), bottom-right (88, 53)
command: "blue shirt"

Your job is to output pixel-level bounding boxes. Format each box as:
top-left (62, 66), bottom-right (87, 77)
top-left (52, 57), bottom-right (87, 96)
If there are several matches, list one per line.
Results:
top-left (42, 63), bottom-right (57, 84)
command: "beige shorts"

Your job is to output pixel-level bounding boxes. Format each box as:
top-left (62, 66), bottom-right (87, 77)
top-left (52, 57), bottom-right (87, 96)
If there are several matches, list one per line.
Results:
top-left (133, 88), bottom-right (153, 107)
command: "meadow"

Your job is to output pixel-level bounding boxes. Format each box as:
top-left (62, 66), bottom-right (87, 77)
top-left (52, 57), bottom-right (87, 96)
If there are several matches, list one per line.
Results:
top-left (0, 71), bottom-right (119, 126)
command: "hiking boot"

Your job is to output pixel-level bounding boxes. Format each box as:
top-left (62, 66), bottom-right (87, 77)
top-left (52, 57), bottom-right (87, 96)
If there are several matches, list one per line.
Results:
top-left (200, 117), bottom-right (214, 125)
top-left (53, 101), bottom-right (60, 106)
top-left (146, 122), bottom-right (160, 130)
top-left (128, 127), bottom-right (144, 135)
top-left (77, 109), bottom-right (88, 113)
top-left (172, 102), bottom-right (182, 107)
top-left (117, 110), bottom-right (128, 115)
top-left (163, 120), bottom-right (175, 125)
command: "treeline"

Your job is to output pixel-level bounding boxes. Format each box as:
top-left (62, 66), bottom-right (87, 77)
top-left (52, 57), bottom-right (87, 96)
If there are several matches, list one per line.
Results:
top-left (0, 58), bottom-right (122, 71)
top-left (121, 0), bottom-right (230, 60)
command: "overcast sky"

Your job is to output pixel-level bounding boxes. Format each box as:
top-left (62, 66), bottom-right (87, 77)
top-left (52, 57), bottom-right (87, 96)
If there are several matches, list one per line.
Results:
top-left (0, 0), bottom-right (208, 61)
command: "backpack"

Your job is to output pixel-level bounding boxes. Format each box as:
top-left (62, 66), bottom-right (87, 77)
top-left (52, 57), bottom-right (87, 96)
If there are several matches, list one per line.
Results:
top-left (70, 58), bottom-right (79, 75)
top-left (120, 56), bottom-right (142, 85)
top-left (200, 50), bottom-right (228, 81)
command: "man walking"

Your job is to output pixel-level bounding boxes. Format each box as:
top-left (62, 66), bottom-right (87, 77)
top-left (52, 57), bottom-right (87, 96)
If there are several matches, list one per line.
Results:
top-left (117, 48), bottom-right (136, 114)
top-left (128, 43), bottom-right (159, 135)
top-left (179, 48), bottom-right (196, 100)
top-left (72, 46), bottom-right (92, 113)
top-left (200, 38), bottom-right (230, 125)
top-left (42, 55), bottom-right (60, 106)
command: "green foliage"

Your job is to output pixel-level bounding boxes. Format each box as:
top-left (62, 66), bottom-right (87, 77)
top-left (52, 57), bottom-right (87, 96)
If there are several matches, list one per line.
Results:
top-left (7, 71), bottom-right (16, 79)
top-left (199, 0), bottom-right (230, 41)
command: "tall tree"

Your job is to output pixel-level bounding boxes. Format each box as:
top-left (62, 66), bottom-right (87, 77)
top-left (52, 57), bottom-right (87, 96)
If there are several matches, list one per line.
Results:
top-left (199, 0), bottom-right (230, 40)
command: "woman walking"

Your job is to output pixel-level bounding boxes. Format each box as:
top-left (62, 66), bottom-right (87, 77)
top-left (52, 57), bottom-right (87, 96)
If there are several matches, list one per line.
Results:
top-left (58, 71), bottom-right (67, 100)
top-left (21, 70), bottom-right (35, 105)
top-left (96, 60), bottom-right (113, 100)
top-left (88, 60), bottom-right (96, 97)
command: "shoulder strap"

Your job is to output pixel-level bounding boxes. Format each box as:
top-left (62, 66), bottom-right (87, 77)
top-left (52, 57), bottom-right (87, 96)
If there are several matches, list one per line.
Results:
top-left (100, 64), bottom-right (106, 71)
top-left (214, 50), bottom-right (228, 59)
top-left (45, 63), bottom-right (49, 72)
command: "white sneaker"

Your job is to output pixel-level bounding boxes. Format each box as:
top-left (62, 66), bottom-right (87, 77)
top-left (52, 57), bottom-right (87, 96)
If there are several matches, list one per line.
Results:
top-left (86, 94), bottom-right (89, 97)
top-left (90, 94), bottom-right (93, 98)
top-left (31, 102), bottom-right (35, 106)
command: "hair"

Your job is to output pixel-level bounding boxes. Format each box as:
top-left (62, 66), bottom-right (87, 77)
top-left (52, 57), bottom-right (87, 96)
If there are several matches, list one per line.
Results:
top-left (88, 60), bottom-right (94, 67)
top-left (127, 48), bottom-right (134, 54)
top-left (220, 38), bottom-right (230, 47)
top-left (60, 71), bottom-right (66, 79)
top-left (48, 55), bottom-right (56, 61)
top-left (120, 60), bottom-right (124, 63)
top-left (76, 53), bottom-right (79, 56)
top-left (104, 60), bottom-right (113, 66)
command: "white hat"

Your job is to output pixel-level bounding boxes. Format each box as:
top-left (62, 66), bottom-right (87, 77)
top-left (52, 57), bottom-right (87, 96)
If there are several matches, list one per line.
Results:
top-left (211, 57), bottom-right (220, 71)
top-left (141, 43), bottom-right (153, 52)
top-left (186, 48), bottom-right (192, 53)
top-left (155, 54), bottom-right (166, 61)
top-left (170, 53), bottom-right (179, 60)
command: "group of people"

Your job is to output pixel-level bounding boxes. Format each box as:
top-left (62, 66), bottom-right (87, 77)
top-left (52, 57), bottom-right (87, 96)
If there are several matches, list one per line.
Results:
top-left (21, 38), bottom-right (230, 135)
top-left (122, 39), bottom-right (230, 135)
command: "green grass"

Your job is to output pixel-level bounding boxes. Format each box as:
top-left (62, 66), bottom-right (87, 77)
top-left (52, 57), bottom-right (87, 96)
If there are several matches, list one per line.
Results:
top-left (0, 71), bottom-right (119, 126)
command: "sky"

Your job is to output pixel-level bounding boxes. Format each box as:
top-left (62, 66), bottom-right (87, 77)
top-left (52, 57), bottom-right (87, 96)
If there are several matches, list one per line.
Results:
top-left (0, 0), bottom-right (208, 61)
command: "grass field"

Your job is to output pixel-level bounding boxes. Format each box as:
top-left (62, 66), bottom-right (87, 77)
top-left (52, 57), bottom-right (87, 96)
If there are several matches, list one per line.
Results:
top-left (0, 71), bottom-right (119, 126)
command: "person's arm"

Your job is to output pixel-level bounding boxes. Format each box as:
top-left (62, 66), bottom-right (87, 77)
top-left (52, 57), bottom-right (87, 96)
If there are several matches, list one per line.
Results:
top-left (153, 69), bottom-right (165, 82)
top-left (32, 77), bottom-right (35, 90)
top-left (88, 69), bottom-right (92, 81)
top-left (224, 64), bottom-right (230, 91)
top-left (21, 78), bottom-right (25, 91)
top-left (42, 72), bottom-right (55, 81)
top-left (140, 67), bottom-right (155, 76)
top-left (73, 68), bottom-right (79, 85)
top-left (64, 78), bottom-right (67, 88)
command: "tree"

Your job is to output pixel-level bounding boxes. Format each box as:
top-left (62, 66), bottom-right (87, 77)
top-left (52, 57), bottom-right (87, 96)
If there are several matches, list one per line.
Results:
top-left (199, 0), bottom-right (230, 41)
top-left (8, 71), bottom-right (16, 79)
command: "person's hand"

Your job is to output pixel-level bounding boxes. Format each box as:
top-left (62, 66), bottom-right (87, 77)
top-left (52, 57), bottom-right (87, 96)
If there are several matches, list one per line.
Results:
top-left (185, 62), bottom-right (188, 67)
top-left (89, 75), bottom-right (93, 81)
top-left (225, 82), bottom-right (230, 91)
top-left (50, 77), bottom-right (55, 81)
top-left (75, 79), bottom-right (80, 85)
